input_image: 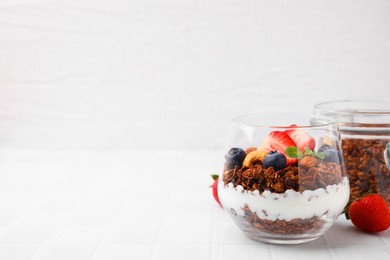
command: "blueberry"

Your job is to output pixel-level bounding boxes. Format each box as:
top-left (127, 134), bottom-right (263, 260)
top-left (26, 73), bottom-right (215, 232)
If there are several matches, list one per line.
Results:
top-left (323, 148), bottom-right (342, 164)
top-left (225, 148), bottom-right (246, 170)
top-left (263, 151), bottom-right (287, 171)
top-left (318, 144), bottom-right (331, 153)
top-left (318, 144), bottom-right (342, 164)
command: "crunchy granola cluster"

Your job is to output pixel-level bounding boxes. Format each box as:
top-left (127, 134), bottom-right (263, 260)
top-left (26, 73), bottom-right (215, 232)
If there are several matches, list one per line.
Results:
top-left (223, 159), bottom-right (343, 193)
top-left (242, 205), bottom-right (324, 235)
top-left (342, 138), bottom-right (390, 204)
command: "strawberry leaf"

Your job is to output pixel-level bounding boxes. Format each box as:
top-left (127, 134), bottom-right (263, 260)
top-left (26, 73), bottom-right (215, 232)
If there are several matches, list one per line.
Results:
top-left (302, 147), bottom-right (326, 160)
top-left (211, 174), bottom-right (219, 180)
top-left (285, 146), bottom-right (304, 159)
top-left (304, 147), bottom-right (315, 157)
top-left (315, 152), bottom-right (326, 160)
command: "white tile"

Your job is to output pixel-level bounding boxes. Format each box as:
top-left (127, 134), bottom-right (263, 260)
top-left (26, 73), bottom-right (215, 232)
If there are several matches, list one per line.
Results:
top-left (26, 200), bottom-right (76, 214)
top-left (0, 227), bottom-right (53, 244)
top-left (9, 213), bottom-right (65, 229)
top-left (81, 190), bottom-right (128, 203)
top-left (63, 214), bottom-right (116, 228)
top-left (214, 226), bottom-right (258, 245)
top-left (325, 220), bottom-right (388, 246)
top-left (75, 201), bottom-right (122, 216)
top-left (332, 246), bottom-right (390, 259)
top-left (0, 214), bottom-right (18, 228)
top-left (104, 227), bottom-right (159, 244)
top-left (215, 209), bottom-right (235, 228)
top-left (33, 246), bottom-right (97, 260)
top-left (163, 212), bottom-right (213, 228)
top-left (47, 228), bottom-right (106, 245)
top-left (153, 246), bottom-right (211, 260)
top-left (0, 193), bottom-right (36, 215)
top-left (111, 210), bottom-right (165, 228)
top-left (158, 226), bottom-right (212, 245)
top-left (272, 244), bottom-right (333, 260)
top-left (170, 198), bottom-right (215, 214)
top-left (215, 245), bottom-right (271, 259)
top-left (121, 195), bottom-right (170, 210)
top-left (95, 245), bottom-right (152, 260)
top-left (0, 245), bottom-right (38, 260)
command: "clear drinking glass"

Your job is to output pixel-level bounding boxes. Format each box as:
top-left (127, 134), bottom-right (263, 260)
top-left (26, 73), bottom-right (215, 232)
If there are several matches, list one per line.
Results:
top-left (218, 114), bottom-right (349, 244)
top-left (314, 100), bottom-right (390, 204)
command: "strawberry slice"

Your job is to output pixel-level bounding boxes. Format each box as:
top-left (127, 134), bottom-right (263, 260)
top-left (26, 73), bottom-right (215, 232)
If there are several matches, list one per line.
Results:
top-left (284, 124), bottom-right (315, 152)
top-left (259, 131), bottom-right (298, 166)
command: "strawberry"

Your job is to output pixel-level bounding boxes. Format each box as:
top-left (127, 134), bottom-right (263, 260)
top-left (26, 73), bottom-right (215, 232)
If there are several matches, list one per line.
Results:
top-left (258, 131), bottom-right (298, 166)
top-left (211, 174), bottom-right (222, 208)
top-left (284, 124), bottom-right (316, 152)
top-left (345, 193), bottom-right (390, 233)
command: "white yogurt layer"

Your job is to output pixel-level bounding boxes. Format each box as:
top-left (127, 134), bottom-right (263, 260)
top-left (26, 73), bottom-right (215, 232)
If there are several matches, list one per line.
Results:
top-left (218, 177), bottom-right (350, 221)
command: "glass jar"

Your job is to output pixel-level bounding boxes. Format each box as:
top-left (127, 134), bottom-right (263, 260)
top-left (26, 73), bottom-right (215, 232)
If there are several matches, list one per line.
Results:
top-left (219, 113), bottom-right (349, 244)
top-left (314, 100), bottom-right (390, 204)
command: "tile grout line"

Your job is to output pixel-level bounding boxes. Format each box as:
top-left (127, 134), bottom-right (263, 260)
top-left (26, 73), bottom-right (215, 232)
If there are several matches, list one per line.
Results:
top-left (0, 192), bottom-right (44, 228)
top-left (210, 205), bottom-right (218, 260)
top-left (89, 189), bottom-right (130, 260)
top-left (28, 176), bottom-right (104, 260)
top-left (149, 169), bottom-right (180, 260)
top-left (380, 235), bottom-right (390, 248)
top-left (28, 193), bottom-right (91, 260)
top-left (323, 231), bottom-right (339, 260)
top-left (0, 189), bottom-right (58, 253)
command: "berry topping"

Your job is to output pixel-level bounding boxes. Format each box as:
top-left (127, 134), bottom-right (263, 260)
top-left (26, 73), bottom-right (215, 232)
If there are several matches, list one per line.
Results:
top-left (259, 131), bottom-right (298, 166)
top-left (211, 174), bottom-right (222, 207)
top-left (263, 151), bottom-right (287, 171)
top-left (225, 147), bottom-right (246, 170)
top-left (318, 144), bottom-right (331, 152)
top-left (345, 193), bottom-right (390, 232)
top-left (318, 145), bottom-right (341, 164)
top-left (284, 125), bottom-right (316, 152)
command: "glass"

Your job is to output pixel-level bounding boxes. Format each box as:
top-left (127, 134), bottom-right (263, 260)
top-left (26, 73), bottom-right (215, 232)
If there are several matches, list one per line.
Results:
top-left (314, 100), bottom-right (390, 204)
top-left (218, 114), bottom-right (349, 244)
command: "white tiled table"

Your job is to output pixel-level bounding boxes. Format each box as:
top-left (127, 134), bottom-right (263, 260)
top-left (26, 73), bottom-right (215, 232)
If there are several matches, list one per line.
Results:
top-left (0, 149), bottom-right (389, 260)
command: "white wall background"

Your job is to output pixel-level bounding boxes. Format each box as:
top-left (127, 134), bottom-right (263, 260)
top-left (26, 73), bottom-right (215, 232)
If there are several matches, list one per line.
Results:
top-left (0, 0), bottom-right (389, 150)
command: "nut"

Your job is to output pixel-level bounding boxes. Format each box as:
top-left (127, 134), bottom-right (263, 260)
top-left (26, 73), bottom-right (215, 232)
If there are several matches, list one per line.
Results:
top-left (299, 156), bottom-right (318, 168)
top-left (243, 150), bottom-right (268, 168)
top-left (245, 147), bottom-right (257, 155)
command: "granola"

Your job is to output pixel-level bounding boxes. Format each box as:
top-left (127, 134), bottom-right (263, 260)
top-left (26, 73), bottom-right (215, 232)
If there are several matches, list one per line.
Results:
top-left (342, 138), bottom-right (390, 204)
top-left (223, 160), bottom-right (343, 193)
top-left (241, 205), bottom-right (325, 235)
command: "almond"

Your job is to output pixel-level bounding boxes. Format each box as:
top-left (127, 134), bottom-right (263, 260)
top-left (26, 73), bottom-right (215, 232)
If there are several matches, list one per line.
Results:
top-left (299, 156), bottom-right (318, 168)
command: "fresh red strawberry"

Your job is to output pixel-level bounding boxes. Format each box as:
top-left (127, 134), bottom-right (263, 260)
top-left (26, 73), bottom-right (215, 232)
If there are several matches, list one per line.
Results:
top-left (258, 131), bottom-right (298, 166)
top-left (211, 174), bottom-right (222, 207)
top-left (345, 194), bottom-right (390, 232)
top-left (284, 124), bottom-right (316, 152)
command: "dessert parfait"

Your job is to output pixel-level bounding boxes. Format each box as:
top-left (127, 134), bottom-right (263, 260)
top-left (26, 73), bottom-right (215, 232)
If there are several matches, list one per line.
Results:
top-left (218, 117), bottom-right (350, 244)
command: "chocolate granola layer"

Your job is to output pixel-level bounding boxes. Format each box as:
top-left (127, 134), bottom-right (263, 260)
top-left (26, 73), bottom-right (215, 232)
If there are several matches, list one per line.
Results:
top-left (223, 160), bottom-right (343, 194)
top-left (342, 138), bottom-right (390, 204)
top-left (240, 205), bottom-right (326, 236)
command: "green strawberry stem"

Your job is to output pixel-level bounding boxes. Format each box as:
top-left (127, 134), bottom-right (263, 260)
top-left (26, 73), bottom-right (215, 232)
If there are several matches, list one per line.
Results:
top-left (343, 189), bottom-right (373, 220)
top-left (211, 174), bottom-right (219, 180)
top-left (210, 174), bottom-right (219, 188)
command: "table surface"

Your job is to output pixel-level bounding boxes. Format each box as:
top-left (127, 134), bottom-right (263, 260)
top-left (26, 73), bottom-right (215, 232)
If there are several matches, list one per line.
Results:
top-left (0, 149), bottom-right (389, 260)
